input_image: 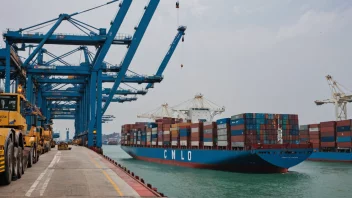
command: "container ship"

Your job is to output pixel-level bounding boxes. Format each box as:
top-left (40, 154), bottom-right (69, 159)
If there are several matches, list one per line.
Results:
top-left (120, 95), bottom-right (313, 173)
top-left (300, 120), bottom-right (352, 162)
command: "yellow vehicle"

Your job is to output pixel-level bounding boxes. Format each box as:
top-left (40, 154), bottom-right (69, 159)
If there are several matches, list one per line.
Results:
top-left (0, 90), bottom-right (42, 185)
top-left (41, 126), bottom-right (53, 153)
top-left (57, 141), bottom-right (71, 150)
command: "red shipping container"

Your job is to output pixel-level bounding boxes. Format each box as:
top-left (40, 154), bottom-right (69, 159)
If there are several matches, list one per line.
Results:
top-left (231, 136), bottom-right (245, 142)
top-left (336, 119), bottom-right (352, 127)
top-left (231, 124), bottom-right (245, 130)
top-left (310, 139), bottom-right (320, 144)
top-left (337, 142), bottom-right (352, 148)
top-left (309, 131), bottom-right (319, 136)
top-left (337, 132), bottom-right (351, 137)
top-left (312, 143), bottom-right (320, 148)
top-left (320, 121), bottom-right (336, 127)
top-left (320, 127), bottom-right (335, 133)
top-left (191, 132), bottom-right (199, 137)
top-left (191, 137), bottom-right (199, 141)
top-left (299, 135), bottom-right (309, 139)
top-left (204, 133), bottom-right (213, 138)
top-left (321, 142), bottom-right (335, 147)
top-left (320, 131), bottom-right (335, 137)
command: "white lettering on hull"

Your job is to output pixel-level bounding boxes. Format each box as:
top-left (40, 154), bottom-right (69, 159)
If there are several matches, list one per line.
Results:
top-left (163, 150), bottom-right (192, 161)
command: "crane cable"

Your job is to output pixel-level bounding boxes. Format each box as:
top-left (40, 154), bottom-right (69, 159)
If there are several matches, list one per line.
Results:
top-left (176, 1), bottom-right (184, 69)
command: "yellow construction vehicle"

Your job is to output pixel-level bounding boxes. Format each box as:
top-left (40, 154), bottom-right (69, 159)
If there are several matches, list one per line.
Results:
top-left (57, 141), bottom-right (71, 150)
top-left (0, 87), bottom-right (44, 185)
top-left (42, 126), bottom-right (53, 153)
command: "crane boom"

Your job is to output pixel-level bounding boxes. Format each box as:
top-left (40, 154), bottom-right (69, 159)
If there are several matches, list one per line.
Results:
top-left (315, 75), bottom-right (352, 121)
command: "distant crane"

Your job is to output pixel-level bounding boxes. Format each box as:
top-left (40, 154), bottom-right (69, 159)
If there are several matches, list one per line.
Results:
top-left (137, 94), bottom-right (225, 122)
top-left (137, 103), bottom-right (177, 120)
top-left (315, 75), bottom-right (352, 121)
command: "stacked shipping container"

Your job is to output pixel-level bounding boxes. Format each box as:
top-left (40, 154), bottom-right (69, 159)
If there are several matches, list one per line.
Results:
top-left (308, 124), bottom-right (320, 149)
top-left (191, 123), bottom-right (203, 147)
top-left (171, 124), bottom-right (179, 146)
top-left (157, 123), bottom-right (163, 146)
top-left (230, 114), bottom-right (245, 147)
top-left (320, 121), bottom-right (336, 148)
top-left (163, 124), bottom-right (171, 146)
top-left (299, 125), bottom-right (309, 143)
top-left (216, 118), bottom-right (230, 147)
top-left (203, 122), bottom-right (216, 147)
top-left (336, 120), bottom-right (352, 148)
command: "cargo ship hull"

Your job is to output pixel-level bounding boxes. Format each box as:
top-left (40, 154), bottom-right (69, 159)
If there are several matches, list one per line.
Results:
top-left (308, 152), bottom-right (352, 162)
top-left (121, 146), bottom-right (312, 173)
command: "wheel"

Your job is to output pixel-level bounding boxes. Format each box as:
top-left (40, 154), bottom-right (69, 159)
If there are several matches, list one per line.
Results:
top-left (17, 147), bottom-right (23, 179)
top-left (12, 146), bottom-right (18, 181)
top-left (27, 148), bottom-right (33, 168)
top-left (33, 146), bottom-right (37, 164)
top-left (0, 140), bottom-right (14, 185)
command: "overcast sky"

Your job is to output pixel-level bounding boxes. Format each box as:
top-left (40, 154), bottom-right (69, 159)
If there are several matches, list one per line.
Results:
top-left (1, 0), bottom-right (352, 139)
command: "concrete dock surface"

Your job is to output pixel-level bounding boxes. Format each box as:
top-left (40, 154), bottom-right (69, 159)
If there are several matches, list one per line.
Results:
top-left (0, 146), bottom-right (161, 198)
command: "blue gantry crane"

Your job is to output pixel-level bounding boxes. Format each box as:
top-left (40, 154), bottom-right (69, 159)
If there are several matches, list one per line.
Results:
top-left (0, 0), bottom-right (186, 149)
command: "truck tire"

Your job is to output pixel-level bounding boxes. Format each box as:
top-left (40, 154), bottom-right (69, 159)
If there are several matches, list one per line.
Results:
top-left (0, 141), bottom-right (13, 185)
top-left (27, 148), bottom-right (33, 168)
top-left (17, 148), bottom-right (23, 179)
top-left (12, 146), bottom-right (18, 181)
top-left (33, 145), bottom-right (37, 164)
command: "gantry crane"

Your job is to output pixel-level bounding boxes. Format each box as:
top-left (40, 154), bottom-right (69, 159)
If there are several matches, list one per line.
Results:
top-left (315, 75), bottom-right (352, 120)
top-left (0, 0), bottom-right (186, 150)
top-left (137, 94), bottom-right (225, 122)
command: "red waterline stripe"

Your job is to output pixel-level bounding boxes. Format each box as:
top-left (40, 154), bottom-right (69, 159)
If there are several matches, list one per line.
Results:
top-left (89, 149), bottom-right (159, 197)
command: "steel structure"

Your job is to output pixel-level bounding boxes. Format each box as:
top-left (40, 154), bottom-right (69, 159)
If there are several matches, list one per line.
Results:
top-left (0, 0), bottom-right (186, 148)
top-left (315, 75), bottom-right (352, 121)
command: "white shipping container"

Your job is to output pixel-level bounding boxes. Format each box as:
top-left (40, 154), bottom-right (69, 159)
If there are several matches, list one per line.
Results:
top-left (204, 142), bottom-right (213, 146)
top-left (217, 141), bottom-right (228, 146)
top-left (152, 141), bottom-right (157, 145)
top-left (231, 142), bottom-right (244, 147)
top-left (180, 140), bottom-right (188, 146)
top-left (191, 141), bottom-right (199, 146)
top-left (137, 141), bottom-right (141, 145)
top-left (152, 131), bottom-right (157, 135)
top-left (203, 129), bottom-right (213, 134)
top-left (163, 131), bottom-right (170, 135)
top-left (218, 135), bottom-right (228, 141)
top-left (152, 128), bottom-right (158, 132)
top-left (191, 128), bottom-right (199, 133)
top-left (147, 132), bottom-right (151, 135)
top-left (217, 124), bottom-right (227, 129)
top-left (217, 129), bottom-right (228, 136)
top-left (172, 141), bottom-right (178, 146)
top-left (158, 141), bottom-right (163, 146)
top-left (309, 127), bottom-right (319, 132)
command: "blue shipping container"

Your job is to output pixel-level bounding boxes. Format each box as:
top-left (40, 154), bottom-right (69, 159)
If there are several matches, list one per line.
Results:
top-left (203, 138), bottom-right (213, 142)
top-left (337, 126), bottom-right (351, 132)
top-left (230, 118), bottom-right (245, 126)
top-left (231, 130), bottom-right (244, 136)
top-left (337, 136), bottom-right (352, 143)
top-left (216, 118), bottom-right (230, 125)
top-left (180, 130), bottom-right (189, 137)
top-left (255, 113), bottom-right (266, 119)
top-left (321, 136), bottom-right (335, 142)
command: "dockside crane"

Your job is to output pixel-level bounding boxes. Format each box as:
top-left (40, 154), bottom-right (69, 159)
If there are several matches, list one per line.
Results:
top-left (315, 75), bottom-right (352, 121)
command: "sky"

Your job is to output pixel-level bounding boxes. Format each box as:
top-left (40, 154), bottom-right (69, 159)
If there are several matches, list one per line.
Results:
top-left (1, 0), bottom-right (352, 139)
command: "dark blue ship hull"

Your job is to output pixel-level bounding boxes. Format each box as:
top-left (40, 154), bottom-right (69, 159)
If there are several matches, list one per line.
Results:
top-left (308, 151), bottom-right (352, 162)
top-left (121, 146), bottom-right (313, 173)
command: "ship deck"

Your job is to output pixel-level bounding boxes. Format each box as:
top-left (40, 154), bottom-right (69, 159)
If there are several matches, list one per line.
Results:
top-left (0, 146), bottom-right (161, 197)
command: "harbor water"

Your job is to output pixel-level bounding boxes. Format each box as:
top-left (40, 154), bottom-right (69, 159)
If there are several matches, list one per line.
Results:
top-left (103, 145), bottom-right (352, 198)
